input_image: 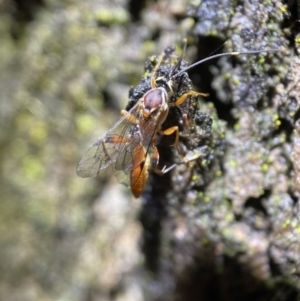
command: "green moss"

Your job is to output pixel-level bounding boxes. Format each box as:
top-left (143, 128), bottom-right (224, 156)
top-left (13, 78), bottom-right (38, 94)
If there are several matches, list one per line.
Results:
top-left (94, 8), bottom-right (130, 25)
top-left (22, 155), bottom-right (45, 180)
top-left (261, 163), bottom-right (269, 172)
top-left (76, 113), bottom-right (96, 134)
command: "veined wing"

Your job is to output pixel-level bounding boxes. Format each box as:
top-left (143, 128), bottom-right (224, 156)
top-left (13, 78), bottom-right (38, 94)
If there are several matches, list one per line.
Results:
top-left (76, 100), bottom-right (144, 179)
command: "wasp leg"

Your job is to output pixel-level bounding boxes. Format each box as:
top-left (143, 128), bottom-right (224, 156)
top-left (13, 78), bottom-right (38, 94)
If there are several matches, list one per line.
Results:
top-left (120, 109), bottom-right (139, 124)
top-left (158, 125), bottom-right (181, 153)
top-left (151, 144), bottom-right (176, 175)
top-left (150, 52), bottom-right (165, 89)
top-left (169, 91), bottom-right (209, 107)
top-left (159, 126), bottom-right (193, 163)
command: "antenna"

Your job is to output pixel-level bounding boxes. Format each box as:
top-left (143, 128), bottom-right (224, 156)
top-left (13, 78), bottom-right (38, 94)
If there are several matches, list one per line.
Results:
top-left (173, 49), bottom-right (278, 78)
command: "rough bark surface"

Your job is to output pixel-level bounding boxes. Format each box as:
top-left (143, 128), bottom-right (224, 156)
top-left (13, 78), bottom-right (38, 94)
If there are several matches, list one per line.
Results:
top-left (0, 0), bottom-right (299, 300)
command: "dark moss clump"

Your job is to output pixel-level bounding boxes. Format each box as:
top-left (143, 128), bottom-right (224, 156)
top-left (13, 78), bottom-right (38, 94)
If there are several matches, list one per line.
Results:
top-left (126, 47), bottom-right (226, 276)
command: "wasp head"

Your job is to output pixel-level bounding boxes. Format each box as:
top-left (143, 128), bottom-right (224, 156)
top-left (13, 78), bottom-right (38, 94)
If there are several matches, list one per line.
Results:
top-left (155, 76), bottom-right (175, 96)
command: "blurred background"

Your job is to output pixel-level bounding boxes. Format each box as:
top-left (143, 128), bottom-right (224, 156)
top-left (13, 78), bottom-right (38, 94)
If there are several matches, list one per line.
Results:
top-left (0, 0), bottom-right (300, 300)
top-left (0, 0), bottom-right (151, 300)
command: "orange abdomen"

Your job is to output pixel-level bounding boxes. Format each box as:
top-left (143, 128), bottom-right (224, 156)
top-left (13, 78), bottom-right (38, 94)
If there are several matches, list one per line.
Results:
top-left (130, 146), bottom-right (150, 198)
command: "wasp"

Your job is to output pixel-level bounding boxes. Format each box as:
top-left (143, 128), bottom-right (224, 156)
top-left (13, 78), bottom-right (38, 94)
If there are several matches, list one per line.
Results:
top-left (77, 47), bottom-right (275, 197)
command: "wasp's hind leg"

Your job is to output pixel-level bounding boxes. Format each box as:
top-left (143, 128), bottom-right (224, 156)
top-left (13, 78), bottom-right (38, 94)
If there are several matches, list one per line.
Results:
top-left (151, 144), bottom-right (176, 175)
top-left (158, 126), bottom-right (189, 163)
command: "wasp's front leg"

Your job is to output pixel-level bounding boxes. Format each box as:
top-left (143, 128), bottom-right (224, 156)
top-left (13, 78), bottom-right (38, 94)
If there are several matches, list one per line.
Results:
top-left (150, 52), bottom-right (165, 89)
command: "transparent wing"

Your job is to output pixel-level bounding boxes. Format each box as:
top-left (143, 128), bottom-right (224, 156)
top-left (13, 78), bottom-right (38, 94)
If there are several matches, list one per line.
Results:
top-left (114, 143), bottom-right (146, 187)
top-left (76, 100), bottom-right (145, 183)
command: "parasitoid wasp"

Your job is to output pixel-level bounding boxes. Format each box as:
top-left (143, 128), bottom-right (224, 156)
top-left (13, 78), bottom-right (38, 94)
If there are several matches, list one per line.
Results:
top-left (77, 46), bottom-right (276, 198)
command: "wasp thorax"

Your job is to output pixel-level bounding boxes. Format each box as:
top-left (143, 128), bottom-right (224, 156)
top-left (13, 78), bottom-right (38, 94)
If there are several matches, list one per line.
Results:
top-left (143, 88), bottom-right (167, 118)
